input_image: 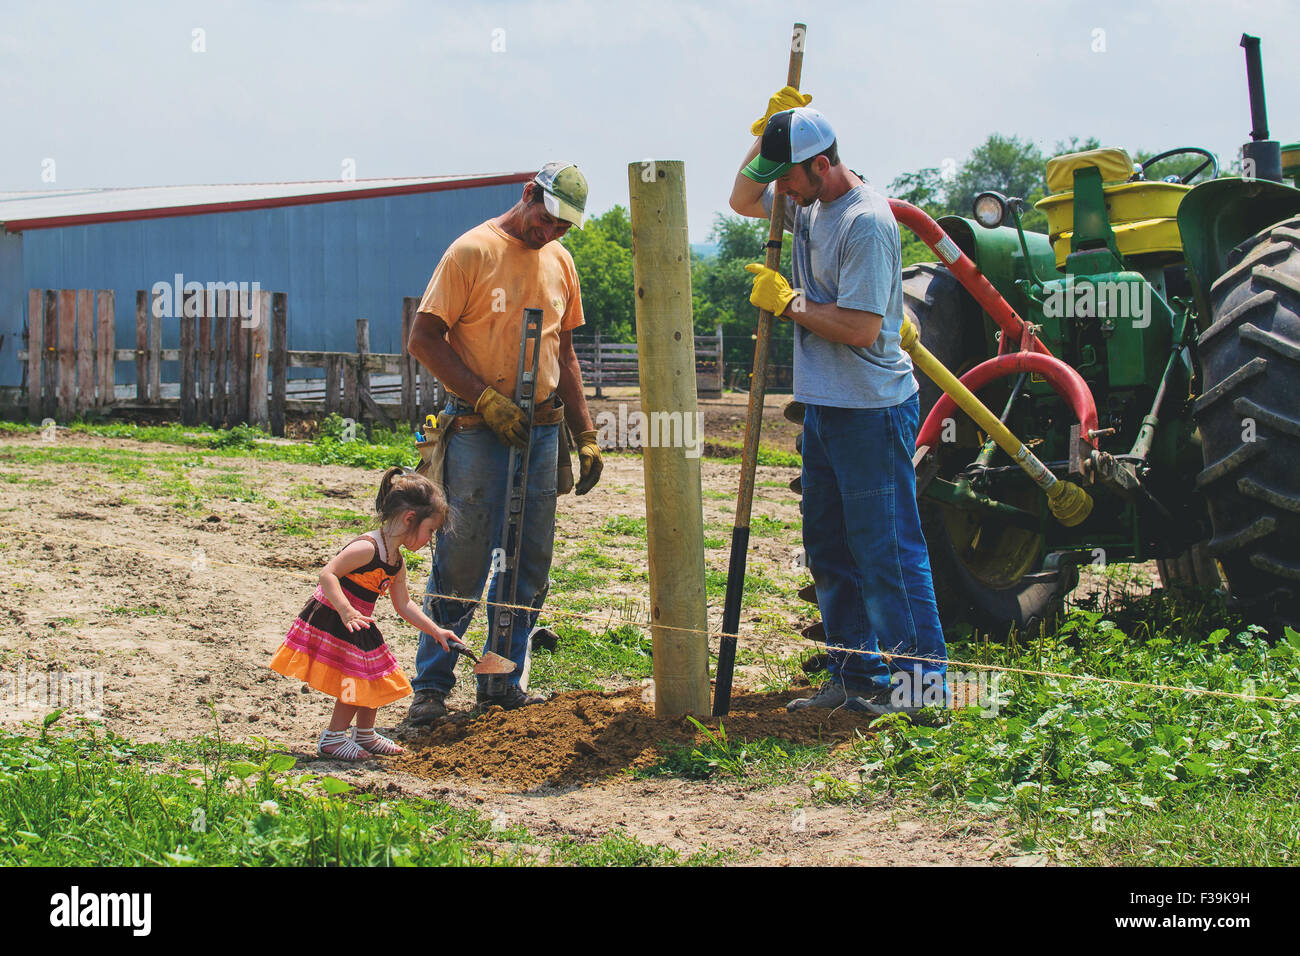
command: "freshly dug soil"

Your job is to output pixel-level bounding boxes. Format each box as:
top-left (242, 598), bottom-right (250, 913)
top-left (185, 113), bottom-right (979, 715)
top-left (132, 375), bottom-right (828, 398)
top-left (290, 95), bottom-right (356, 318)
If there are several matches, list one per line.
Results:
top-left (391, 686), bottom-right (874, 791)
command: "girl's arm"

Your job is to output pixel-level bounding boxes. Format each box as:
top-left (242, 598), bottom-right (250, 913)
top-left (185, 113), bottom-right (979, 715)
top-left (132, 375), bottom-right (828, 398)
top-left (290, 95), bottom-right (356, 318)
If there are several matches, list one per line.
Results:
top-left (319, 540), bottom-right (379, 632)
top-left (389, 564), bottom-right (456, 650)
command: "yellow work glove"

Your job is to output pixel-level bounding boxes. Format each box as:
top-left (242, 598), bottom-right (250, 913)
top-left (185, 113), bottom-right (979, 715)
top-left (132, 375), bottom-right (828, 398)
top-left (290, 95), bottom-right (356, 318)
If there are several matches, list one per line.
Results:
top-left (475, 387), bottom-right (529, 448)
top-left (575, 429), bottom-right (603, 495)
top-left (745, 263), bottom-right (798, 319)
top-left (750, 85), bottom-right (813, 137)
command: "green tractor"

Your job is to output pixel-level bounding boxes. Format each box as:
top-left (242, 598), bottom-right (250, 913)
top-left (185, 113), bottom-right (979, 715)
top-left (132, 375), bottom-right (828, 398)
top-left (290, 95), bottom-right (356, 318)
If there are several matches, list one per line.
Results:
top-left (795, 34), bottom-right (1300, 639)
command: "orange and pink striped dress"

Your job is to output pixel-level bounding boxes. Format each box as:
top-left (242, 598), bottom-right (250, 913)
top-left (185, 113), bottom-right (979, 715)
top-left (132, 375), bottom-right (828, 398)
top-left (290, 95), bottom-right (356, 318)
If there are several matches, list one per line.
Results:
top-left (270, 532), bottom-right (413, 707)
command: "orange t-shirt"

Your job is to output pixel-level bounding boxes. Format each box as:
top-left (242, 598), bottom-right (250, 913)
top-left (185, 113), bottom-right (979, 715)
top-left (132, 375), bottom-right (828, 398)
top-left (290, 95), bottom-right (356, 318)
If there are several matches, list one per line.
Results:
top-left (417, 219), bottom-right (585, 403)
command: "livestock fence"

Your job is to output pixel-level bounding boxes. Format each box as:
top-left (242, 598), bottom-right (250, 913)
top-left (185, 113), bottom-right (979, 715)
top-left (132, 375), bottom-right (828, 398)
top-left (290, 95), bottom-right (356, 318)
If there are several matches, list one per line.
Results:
top-left (16, 291), bottom-right (727, 435)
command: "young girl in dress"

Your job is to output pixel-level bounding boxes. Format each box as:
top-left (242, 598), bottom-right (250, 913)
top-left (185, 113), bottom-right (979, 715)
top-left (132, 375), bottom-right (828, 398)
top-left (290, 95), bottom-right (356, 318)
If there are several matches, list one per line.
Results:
top-left (271, 466), bottom-right (459, 759)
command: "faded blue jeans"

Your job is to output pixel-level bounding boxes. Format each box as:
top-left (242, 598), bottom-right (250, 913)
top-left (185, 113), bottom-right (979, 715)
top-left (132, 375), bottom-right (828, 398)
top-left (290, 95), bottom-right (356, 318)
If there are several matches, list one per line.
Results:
top-left (413, 415), bottom-right (558, 698)
top-left (801, 394), bottom-right (947, 702)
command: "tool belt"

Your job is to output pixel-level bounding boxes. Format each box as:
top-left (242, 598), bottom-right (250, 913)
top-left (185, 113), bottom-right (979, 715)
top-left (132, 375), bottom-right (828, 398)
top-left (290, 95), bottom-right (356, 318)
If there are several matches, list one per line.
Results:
top-left (415, 392), bottom-right (576, 495)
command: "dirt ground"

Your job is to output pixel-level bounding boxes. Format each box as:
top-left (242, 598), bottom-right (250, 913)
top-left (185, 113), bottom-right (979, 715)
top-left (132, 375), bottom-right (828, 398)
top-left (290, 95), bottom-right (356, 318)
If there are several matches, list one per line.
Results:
top-left (0, 395), bottom-right (1107, 865)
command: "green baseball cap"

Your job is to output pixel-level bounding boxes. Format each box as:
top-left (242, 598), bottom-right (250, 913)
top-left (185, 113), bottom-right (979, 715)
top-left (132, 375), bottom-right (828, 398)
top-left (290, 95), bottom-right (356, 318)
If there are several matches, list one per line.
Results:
top-left (743, 108), bottom-right (837, 183)
top-left (533, 162), bottom-right (587, 228)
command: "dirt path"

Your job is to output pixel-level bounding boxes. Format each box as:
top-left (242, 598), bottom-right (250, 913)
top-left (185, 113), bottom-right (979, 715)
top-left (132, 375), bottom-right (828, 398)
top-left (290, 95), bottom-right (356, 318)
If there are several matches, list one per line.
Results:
top-left (0, 428), bottom-right (1008, 864)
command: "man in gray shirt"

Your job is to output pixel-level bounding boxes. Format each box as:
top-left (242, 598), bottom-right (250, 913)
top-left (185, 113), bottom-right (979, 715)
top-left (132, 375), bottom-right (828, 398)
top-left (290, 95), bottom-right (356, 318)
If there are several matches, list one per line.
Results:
top-left (730, 97), bottom-right (948, 714)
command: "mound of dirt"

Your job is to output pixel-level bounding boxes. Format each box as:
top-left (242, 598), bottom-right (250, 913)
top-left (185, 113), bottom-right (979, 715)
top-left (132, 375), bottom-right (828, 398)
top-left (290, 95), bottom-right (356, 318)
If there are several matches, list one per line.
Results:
top-left (390, 687), bottom-right (874, 791)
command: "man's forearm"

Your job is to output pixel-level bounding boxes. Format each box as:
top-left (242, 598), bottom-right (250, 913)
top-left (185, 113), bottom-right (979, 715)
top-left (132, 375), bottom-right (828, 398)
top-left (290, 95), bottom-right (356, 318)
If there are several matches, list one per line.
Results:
top-left (729, 139), bottom-right (767, 218)
top-left (788, 298), bottom-right (883, 349)
top-left (408, 312), bottom-right (486, 403)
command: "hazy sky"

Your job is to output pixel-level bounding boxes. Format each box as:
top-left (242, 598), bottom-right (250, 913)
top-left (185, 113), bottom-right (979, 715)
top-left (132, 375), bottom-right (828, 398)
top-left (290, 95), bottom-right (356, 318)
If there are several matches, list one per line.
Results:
top-left (3, 0), bottom-right (1296, 241)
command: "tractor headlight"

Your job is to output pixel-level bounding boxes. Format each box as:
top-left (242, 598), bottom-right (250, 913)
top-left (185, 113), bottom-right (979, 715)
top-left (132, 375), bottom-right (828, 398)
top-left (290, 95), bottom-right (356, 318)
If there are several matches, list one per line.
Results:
top-left (973, 191), bottom-right (1008, 229)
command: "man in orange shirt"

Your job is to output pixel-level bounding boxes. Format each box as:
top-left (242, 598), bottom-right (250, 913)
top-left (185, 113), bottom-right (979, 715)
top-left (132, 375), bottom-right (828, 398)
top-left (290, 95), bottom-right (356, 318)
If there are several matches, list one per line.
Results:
top-left (405, 163), bottom-right (602, 721)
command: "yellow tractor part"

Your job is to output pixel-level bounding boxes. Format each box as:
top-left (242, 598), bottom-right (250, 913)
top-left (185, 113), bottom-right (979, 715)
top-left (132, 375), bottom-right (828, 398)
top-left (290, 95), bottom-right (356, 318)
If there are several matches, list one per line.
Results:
top-left (1037, 146), bottom-right (1192, 268)
top-left (899, 318), bottom-right (1093, 527)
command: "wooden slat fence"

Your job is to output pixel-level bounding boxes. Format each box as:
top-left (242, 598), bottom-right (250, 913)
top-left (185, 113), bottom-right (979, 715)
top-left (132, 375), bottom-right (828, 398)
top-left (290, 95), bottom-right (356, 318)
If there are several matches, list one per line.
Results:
top-left (575, 326), bottom-right (723, 398)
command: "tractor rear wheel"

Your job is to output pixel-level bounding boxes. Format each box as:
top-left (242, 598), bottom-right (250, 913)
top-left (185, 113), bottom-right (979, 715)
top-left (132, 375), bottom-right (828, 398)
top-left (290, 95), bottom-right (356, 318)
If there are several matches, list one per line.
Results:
top-left (1194, 214), bottom-right (1300, 628)
top-left (904, 263), bottom-right (1079, 638)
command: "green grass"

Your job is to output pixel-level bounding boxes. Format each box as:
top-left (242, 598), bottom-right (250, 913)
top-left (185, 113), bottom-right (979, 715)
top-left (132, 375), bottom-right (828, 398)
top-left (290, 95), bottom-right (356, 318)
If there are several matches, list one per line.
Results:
top-left (527, 622), bottom-right (653, 692)
top-left (0, 713), bottom-right (724, 866)
top-left (599, 514), bottom-right (646, 537)
top-left (706, 440), bottom-right (801, 468)
top-left (644, 718), bottom-right (830, 786)
top-left (809, 597), bottom-right (1300, 865)
top-left (705, 567), bottom-right (782, 600)
top-left (749, 514), bottom-right (799, 537)
top-left (1, 416), bottom-right (420, 471)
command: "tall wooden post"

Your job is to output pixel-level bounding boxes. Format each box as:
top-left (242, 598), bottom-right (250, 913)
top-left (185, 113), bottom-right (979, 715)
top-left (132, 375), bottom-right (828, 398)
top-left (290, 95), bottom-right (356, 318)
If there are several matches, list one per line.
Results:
top-left (249, 290), bottom-right (271, 428)
top-left (27, 290), bottom-right (43, 421)
top-left (628, 159), bottom-right (710, 718)
top-left (96, 290), bottom-right (114, 408)
top-left (271, 294), bottom-right (288, 436)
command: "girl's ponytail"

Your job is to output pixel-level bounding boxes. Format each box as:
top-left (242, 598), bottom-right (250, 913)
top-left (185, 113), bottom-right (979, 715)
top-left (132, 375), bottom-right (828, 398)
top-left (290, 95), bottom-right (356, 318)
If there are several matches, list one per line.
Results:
top-left (375, 466), bottom-right (403, 516)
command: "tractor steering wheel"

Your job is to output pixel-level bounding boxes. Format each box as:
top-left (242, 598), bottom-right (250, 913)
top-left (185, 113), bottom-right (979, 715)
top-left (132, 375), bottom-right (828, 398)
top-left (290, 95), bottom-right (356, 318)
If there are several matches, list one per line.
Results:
top-left (1136, 147), bottom-right (1219, 185)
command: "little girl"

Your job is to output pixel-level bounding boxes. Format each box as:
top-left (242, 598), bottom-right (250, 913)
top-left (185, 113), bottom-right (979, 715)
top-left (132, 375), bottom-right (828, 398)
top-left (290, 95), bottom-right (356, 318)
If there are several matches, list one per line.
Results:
top-left (270, 466), bottom-right (459, 759)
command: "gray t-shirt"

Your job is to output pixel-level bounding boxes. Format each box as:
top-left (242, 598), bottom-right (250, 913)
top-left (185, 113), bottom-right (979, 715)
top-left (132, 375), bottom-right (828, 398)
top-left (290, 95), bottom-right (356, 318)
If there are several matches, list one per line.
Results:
top-left (762, 180), bottom-right (918, 408)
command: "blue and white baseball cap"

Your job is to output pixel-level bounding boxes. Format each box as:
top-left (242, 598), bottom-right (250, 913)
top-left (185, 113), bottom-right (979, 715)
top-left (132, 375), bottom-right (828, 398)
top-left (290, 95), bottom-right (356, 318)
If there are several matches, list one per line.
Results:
top-left (743, 107), bottom-right (837, 183)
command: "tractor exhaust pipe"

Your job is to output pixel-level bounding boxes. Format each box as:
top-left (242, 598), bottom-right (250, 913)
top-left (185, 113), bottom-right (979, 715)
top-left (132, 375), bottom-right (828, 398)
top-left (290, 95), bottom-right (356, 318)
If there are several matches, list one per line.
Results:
top-left (1240, 34), bottom-right (1282, 183)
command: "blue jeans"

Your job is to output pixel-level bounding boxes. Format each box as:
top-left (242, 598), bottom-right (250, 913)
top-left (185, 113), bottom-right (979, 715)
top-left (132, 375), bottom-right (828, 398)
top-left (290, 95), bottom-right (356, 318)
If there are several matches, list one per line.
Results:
top-left (801, 394), bottom-right (947, 700)
top-left (413, 418), bottom-right (559, 697)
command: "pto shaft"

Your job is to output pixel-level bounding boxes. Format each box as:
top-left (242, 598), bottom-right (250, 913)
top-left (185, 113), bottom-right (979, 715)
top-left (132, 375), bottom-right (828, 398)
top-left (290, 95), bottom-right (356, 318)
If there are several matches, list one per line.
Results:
top-left (899, 318), bottom-right (1092, 527)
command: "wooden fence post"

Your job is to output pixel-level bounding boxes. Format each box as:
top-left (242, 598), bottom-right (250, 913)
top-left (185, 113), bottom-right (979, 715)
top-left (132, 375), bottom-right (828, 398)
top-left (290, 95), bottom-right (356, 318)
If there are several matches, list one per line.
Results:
top-left (135, 291), bottom-right (148, 403)
top-left (231, 301), bottom-right (248, 424)
top-left (149, 290), bottom-right (162, 406)
top-left (594, 329), bottom-right (604, 399)
top-left (56, 290), bottom-right (76, 421)
top-left (401, 296), bottom-right (416, 426)
top-left (96, 291), bottom-right (114, 407)
top-left (271, 293), bottom-right (287, 436)
top-left (628, 159), bottom-right (710, 719)
top-left (249, 290), bottom-right (271, 428)
top-left (27, 290), bottom-right (43, 421)
top-left (197, 293), bottom-right (211, 424)
top-left (213, 305), bottom-right (228, 427)
top-left (355, 318), bottom-right (371, 436)
top-left (75, 291), bottom-right (93, 417)
top-left (43, 291), bottom-right (57, 420)
top-left (180, 291), bottom-right (196, 425)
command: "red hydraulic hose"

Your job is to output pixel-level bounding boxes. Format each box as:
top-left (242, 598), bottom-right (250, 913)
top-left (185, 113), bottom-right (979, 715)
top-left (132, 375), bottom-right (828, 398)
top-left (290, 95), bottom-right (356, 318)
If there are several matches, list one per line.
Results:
top-left (888, 199), bottom-right (1052, 357)
top-left (915, 352), bottom-right (1101, 452)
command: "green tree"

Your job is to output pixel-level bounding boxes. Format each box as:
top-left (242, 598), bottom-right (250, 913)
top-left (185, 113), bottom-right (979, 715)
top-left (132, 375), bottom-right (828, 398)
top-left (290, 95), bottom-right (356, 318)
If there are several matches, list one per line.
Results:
top-left (692, 212), bottom-right (795, 380)
top-left (562, 206), bottom-right (635, 341)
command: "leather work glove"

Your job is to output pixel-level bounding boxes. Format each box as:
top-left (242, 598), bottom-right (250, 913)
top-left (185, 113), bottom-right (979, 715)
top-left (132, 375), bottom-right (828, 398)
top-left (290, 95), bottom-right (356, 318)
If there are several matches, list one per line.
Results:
top-left (750, 85), bottom-right (813, 137)
top-left (575, 430), bottom-right (603, 495)
top-left (745, 263), bottom-right (798, 319)
top-left (475, 386), bottom-right (529, 448)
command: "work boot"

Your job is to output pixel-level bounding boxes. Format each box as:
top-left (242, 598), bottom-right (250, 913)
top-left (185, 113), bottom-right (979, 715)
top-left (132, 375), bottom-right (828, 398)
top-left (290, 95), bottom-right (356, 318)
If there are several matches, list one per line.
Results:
top-left (406, 690), bottom-right (448, 726)
top-left (785, 681), bottom-right (885, 713)
top-left (477, 682), bottom-right (545, 711)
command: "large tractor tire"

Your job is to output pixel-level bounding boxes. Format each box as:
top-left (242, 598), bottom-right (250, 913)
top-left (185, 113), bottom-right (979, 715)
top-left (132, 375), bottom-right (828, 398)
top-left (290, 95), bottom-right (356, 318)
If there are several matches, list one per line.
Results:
top-left (1193, 214), bottom-right (1300, 628)
top-left (905, 262), bottom-right (1079, 638)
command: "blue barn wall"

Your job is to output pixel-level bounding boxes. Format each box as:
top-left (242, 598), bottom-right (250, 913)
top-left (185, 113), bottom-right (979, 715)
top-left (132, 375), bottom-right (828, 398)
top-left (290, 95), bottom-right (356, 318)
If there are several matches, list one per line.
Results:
top-left (0, 231), bottom-right (24, 389)
top-left (2, 180), bottom-right (525, 388)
